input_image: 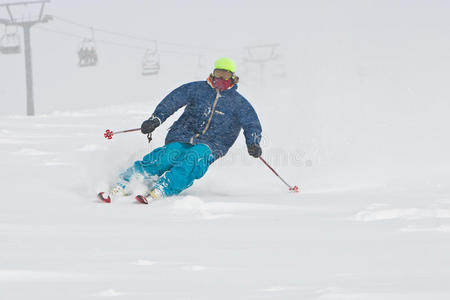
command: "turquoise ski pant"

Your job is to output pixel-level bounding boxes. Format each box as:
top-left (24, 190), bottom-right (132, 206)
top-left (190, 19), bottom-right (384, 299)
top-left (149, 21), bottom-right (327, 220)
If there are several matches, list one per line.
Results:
top-left (119, 142), bottom-right (214, 196)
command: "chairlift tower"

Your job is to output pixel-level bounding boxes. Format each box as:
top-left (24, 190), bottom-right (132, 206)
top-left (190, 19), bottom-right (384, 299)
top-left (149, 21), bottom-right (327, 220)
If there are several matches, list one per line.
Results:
top-left (243, 44), bottom-right (280, 86)
top-left (0, 0), bottom-right (52, 116)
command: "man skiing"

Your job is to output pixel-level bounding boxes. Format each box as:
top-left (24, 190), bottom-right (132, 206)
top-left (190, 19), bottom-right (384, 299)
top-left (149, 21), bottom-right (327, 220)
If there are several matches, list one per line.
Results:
top-left (102, 57), bottom-right (263, 203)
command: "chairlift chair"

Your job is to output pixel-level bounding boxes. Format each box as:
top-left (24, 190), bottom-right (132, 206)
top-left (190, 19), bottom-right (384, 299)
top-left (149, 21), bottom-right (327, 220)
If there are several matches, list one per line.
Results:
top-left (142, 48), bottom-right (160, 76)
top-left (0, 27), bottom-right (21, 55)
top-left (77, 38), bottom-right (98, 67)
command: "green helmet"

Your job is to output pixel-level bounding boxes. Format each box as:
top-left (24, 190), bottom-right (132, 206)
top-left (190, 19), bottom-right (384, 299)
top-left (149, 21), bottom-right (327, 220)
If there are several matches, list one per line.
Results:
top-left (214, 57), bottom-right (236, 73)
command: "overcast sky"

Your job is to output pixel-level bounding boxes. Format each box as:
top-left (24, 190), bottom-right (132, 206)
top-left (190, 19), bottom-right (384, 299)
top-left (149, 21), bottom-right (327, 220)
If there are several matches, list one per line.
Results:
top-left (1, 0), bottom-right (449, 113)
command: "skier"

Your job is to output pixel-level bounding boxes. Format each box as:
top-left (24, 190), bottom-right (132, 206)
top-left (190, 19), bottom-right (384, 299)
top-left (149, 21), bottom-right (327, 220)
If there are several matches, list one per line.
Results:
top-left (104, 57), bottom-right (263, 202)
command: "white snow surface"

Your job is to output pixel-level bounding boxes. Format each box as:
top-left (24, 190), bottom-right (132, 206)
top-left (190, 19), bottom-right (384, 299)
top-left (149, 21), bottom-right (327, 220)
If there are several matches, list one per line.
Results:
top-left (1, 1), bottom-right (450, 298)
top-left (0, 101), bottom-right (449, 300)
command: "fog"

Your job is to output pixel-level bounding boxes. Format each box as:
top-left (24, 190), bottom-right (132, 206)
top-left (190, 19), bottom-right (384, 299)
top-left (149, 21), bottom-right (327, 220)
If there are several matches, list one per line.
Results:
top-left (1, 2), bottom-right (450, 298)
top-left (1, 1), bottom-right (449, 182)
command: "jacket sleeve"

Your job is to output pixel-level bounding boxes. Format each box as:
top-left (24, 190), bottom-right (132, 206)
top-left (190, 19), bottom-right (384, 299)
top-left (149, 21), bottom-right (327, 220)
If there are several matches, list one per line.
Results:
top-left (151, 83), bottom-right (193, 123)
top-left (236, 96), bottom-right (262, 146)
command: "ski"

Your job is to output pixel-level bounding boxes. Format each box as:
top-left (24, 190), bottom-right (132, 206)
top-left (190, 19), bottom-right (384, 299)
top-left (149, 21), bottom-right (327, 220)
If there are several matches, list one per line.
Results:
top-left (135, 194), bottom-right (149, 204)
top-left (97, 189), bottom-right (154, 204)
top-left (97, 191), bottom-right (150, 204)
top-left (97, 192), bottom-right (111, 203)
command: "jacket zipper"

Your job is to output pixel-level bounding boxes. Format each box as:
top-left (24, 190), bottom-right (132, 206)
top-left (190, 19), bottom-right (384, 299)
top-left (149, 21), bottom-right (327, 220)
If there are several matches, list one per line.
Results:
top-left (190, 90), bottom-right (221, 143)
top-left (202, 90), bottom-right (221, 135)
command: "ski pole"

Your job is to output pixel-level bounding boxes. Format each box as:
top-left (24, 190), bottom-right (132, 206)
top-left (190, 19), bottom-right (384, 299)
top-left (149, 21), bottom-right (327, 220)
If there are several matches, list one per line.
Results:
top-left (104, 128), bottom-right (140, 139)
top-left (104, 128), bottom-right (153, 143)
top-left (259, 156), bottom-right (299, 192)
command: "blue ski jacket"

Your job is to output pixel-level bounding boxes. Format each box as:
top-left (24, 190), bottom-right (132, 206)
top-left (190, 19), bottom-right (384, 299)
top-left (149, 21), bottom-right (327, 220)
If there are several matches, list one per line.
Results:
top-left (151, 80), bottom-right (262, 160)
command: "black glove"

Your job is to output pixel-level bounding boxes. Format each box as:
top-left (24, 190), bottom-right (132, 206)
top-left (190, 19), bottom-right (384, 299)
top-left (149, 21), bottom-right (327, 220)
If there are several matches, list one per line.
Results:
top-left (247, 143), bottom-right (262, 158)
top-left (141, 116), bottom-right (160, 134)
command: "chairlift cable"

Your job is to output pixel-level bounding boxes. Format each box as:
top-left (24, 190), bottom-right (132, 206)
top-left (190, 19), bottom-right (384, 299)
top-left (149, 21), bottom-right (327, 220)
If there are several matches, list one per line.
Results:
top-left (53, 16), bottom-right (158, 46)
top-left (36, 26), bottom-right (146, 50)
top-left (52, 15), bottom-right (227, 52)
top-left (35, 26), bottom-right (85, 39)
top-left (36, 25), bottom-right (207, 56)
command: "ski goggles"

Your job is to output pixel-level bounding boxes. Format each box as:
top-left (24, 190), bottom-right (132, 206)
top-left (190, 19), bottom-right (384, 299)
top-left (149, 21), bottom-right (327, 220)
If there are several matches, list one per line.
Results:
top-left (213, 69), bottom-right (233, 80)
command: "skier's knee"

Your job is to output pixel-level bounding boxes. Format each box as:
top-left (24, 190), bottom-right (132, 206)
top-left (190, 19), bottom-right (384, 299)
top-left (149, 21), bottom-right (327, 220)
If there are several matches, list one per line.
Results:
top-left (188, 145), bottom-right (214, 179)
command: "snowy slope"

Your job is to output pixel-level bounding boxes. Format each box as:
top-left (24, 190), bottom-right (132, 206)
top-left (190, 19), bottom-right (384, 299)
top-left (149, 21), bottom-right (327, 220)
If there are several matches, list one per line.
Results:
top-left (1, 0), bottom-right (450, 298)
top-left (1, 102), bottom-right (449, 300)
